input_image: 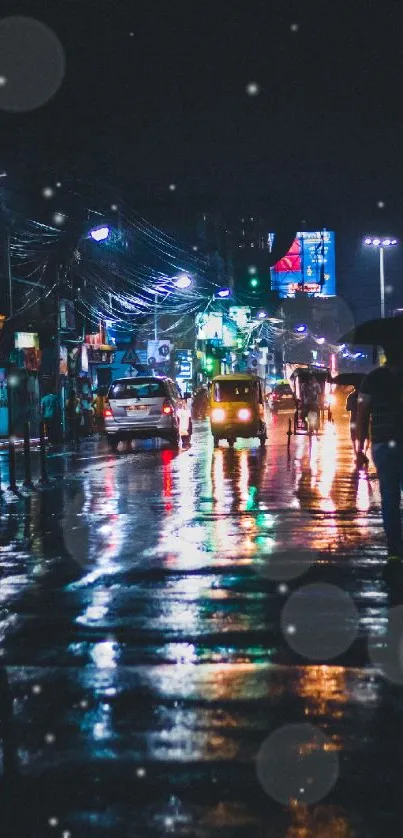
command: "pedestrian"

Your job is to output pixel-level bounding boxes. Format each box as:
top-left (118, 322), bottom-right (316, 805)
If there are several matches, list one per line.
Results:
top-left (80, 376), bottom-right (93, 436)
top-left (346, 386), bottom-right (360, 451)
top-left (65, 389), bottom-right (82, 450)
top-left (40, 388), bottom-right (60, 443)
top-left (93, 390), bottom-right (104, 431)
top-left (356, 342), bottom-right (403, 576)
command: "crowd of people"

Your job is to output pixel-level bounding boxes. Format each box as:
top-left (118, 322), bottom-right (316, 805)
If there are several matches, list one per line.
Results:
top-left (40, 376), bottom-right (103, 449)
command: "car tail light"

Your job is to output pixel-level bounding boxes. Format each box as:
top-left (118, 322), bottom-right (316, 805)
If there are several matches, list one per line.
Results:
top-left (104, 406), bottom-right (113, 418)
top-left (162, 400), bottom-right (173, 415)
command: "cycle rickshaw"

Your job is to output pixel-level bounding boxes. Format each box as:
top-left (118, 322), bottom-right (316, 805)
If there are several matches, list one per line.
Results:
top-left (289, 365), bottom-right (334, 435)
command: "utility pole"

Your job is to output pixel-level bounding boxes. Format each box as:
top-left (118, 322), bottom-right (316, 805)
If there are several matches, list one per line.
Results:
top-left (1, 198), bottom-right (14, 440)
top-left (379, 245), bottom-right (385, 319)
top-left (154, 292), bottom-right (158, 341)
top-left (5, 227), bottom-right (12, 317)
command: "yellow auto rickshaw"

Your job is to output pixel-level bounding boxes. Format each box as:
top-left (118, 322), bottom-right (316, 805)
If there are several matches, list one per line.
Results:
top-left (209, 373), bottom-right (267, 448)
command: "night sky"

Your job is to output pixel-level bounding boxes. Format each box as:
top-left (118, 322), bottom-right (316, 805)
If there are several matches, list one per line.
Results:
top-left (0, 0), bottom-right (402, 315)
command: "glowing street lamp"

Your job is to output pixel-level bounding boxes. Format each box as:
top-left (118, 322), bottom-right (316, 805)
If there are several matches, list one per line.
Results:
top-left (363, 236), bottom-right (398, 318)
top-left (215, 287), bottom-right (231, 298)
top-left (295, 324), bottom-right (307, 333)
top-left (173, 273), bottom-right (192, 290)
top-left (89, 225), bottom-right (110, 242)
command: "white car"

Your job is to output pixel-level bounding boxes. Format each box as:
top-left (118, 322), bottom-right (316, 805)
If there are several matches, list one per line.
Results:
top-left (104, 376), bottom-right (183, 450)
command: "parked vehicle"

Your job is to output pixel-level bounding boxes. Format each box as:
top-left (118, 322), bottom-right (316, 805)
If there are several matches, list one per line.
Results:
top-left (268, 382), bottom-right (295, 412)
top-left (104, 376), bottom-right (183, 450)
top-left (209, 373), bottom-right (267, 448)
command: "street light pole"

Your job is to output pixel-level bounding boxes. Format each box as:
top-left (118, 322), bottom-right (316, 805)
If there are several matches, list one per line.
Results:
top-left (364, 237), bottom-right (397, 319)
top-left (5, 227), bottom-right (12, 317)
top-left (379, 245), bottom-right (385, 319)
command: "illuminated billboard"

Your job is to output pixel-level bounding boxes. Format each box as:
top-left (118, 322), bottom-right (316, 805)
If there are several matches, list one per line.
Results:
top-left (196, 312), bottom-right (223, 340)
top-left (269, 230), bottom-right (336, 298)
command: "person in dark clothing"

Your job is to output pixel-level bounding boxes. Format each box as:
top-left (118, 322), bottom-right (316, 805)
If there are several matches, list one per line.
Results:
top-left (346, 386), bottom-right (361, 450)
top-left (356, 343), bottom-right (403, 573)
top-left (65, 390), bottom-right (82, 450)
top-left (41, 389), bottom-right (60, 443)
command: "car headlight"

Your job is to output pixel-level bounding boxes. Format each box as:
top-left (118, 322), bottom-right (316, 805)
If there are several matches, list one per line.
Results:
top-left (238, 408), bottom-right (251, 421)
top-left (211, 407), bottom-right (226, 422)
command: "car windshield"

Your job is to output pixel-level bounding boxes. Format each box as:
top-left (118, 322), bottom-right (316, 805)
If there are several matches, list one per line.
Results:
top-left (275, 385), bottom-right (292, 395)
top-left (109, 380), bottom-right (167, 399)
top-left (213, 380), bottom-right (255, 402)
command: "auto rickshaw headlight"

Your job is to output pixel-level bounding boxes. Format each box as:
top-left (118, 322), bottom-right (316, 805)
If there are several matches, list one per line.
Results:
top-left (238, 408), bottom-right (252, 421)
top-left (211, 407), bottom-right (226, 422)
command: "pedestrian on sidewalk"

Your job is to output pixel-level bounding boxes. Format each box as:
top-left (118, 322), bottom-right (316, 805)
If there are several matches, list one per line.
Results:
top-left (40, 388), bottom-right (61, 443)
top-left (80, 376), bottom-right (93, 436)
top-left (65, 389), bottom-right (82, 450)
top-left (356, 342), bottom-right (403, 576)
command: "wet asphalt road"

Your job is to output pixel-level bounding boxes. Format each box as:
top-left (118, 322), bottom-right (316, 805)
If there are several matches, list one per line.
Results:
top-left (0, 408), bottom-right (402, 837)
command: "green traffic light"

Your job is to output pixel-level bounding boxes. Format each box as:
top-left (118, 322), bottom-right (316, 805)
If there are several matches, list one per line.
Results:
top-left (249, 277), bottom-right (259, 288)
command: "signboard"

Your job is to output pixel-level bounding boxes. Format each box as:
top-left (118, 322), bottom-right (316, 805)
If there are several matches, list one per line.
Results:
top-left (121, 347), bottom-right (138, 365)
top-left (196, 312), bottom-right (223, 341)
top-left (88, 348), bottom-right (115, 363)
top-left (59, 300), bottom-right (75, 331)
top-left (270, 230), bottom-right (336, 298)
top-left (147, 340), bottom-right (171, 366)
top-left (81, 344), bottom-right (89, 373)
top-left (59, 346), bottom-right (68, 376)
top-left (228, 307), bottom-right (251, 329)
top-left (222, 318), bottom-right (238, 347)
top-left (15, 332), bottom-right (39, 349)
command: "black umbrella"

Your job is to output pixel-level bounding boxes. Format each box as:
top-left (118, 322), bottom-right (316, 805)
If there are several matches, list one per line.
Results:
top-left (339, 316), bottom-right (403, 348)
top-left (333, 372), bottom-right (365, 387)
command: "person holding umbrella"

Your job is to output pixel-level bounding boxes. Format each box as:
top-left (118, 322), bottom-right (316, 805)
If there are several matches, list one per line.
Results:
top-left (356, 339), bottom-right (403, 576)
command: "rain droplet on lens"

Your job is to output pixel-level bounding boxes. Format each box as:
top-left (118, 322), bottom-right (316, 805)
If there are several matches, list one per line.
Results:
top-left (281, 583), bottom-right (359, 661)
top-left (256, 723), bottom-right (339, 805)
top-left (0, 16), bottom-right (65, 113)
top-left (246, 82), bottom-right (260, 95)
top-left (258, 546), bottom-right (318, 582)
top-left (368, 605), bottom-right (403, 685)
